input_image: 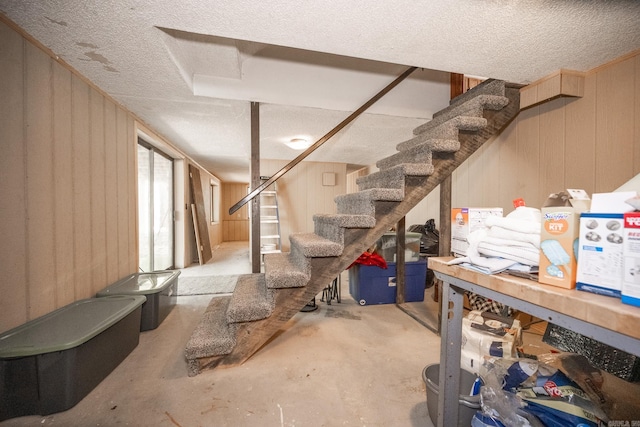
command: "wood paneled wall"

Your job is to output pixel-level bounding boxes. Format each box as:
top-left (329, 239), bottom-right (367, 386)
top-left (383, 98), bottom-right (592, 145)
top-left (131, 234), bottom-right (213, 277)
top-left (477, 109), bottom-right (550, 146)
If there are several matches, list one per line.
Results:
top-left (0, 19), bottom-right (223, 330)
top-left (220, 161), bottom-right (346, 246)
top-left (346, 167), bottom-right (370, 194)
top-left (0, 20), bottom-right (137, 331)
top-left (407, 51), bottom-right (640, 229)
top-left (222, 183), bottom-right (249, 241)
top-left (261, 160), bottom-right (346, 251)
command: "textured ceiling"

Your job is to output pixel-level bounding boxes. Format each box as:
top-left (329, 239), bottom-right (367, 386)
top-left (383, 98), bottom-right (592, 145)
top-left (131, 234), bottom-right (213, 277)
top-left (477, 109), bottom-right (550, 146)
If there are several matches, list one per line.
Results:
top-left (2, 1), bottom-right (640, 182)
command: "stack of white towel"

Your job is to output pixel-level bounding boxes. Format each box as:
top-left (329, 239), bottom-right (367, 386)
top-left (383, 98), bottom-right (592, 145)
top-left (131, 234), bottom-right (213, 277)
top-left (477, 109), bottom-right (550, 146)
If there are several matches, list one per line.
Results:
top-left (448, 207), bottom-right (541, 274)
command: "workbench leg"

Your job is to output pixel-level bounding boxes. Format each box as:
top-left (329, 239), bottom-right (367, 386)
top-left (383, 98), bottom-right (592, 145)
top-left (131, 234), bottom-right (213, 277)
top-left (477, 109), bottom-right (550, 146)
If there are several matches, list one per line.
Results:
top-left (437, 281), bottom-right (464, 427)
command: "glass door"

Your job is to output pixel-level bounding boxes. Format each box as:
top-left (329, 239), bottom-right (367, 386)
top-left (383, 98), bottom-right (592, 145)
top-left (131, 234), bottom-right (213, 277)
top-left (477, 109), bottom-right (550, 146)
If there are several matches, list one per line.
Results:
top-left (138, 140), bottom-right (174, 271)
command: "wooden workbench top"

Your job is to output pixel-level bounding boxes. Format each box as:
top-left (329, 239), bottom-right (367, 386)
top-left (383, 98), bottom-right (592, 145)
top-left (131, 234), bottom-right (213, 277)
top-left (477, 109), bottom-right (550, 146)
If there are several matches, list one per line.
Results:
top-left (428, 257), bottom-right (640, 342)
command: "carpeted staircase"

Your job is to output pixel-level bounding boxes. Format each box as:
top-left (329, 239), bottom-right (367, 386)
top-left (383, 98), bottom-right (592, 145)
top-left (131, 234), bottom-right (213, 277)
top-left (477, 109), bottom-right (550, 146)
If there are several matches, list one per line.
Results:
top-left (184, 79), bottom-right (521, 376)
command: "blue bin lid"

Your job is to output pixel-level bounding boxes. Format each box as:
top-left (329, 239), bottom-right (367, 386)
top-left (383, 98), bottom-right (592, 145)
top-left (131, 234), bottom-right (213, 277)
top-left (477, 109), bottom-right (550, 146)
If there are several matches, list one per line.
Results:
top-left (96, 270), bottom-right (180, 296)
top-left (0, 295), bottom-right (146, 358)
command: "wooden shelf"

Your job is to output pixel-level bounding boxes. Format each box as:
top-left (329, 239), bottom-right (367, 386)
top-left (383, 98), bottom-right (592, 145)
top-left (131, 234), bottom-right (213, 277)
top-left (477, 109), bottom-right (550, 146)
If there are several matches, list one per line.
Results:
top-left (429, 257), bottom-right (640, 344)
top-left (429, 256), bottom-right (640, 427)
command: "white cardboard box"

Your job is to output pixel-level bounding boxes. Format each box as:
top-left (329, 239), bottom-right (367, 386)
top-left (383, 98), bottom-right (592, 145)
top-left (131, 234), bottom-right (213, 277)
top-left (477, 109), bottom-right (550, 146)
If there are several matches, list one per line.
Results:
top-left (451, 207), bottom-right (503, 256)
top-left (576, 213), bottom-right (624, 298)
top-left (622, 212), bottom-right (640, 307)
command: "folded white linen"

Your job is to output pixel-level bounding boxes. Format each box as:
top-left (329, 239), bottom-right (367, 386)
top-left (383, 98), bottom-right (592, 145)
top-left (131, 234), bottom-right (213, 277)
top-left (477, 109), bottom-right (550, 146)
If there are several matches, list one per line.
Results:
top-left (456, 262), bottom-right (510, 275)
top-left (481, 235), bottom-right (538, 251)
top-left (477, 241), bottom-right (539, 266)
top-left (447, 255), bottom-right (518, 274)
top-left (452, 211), bottom-right (542, 272)
top-left (487, 225), bottom-right (540, 248)
top-left (484, 215), bottom-right (540, 235)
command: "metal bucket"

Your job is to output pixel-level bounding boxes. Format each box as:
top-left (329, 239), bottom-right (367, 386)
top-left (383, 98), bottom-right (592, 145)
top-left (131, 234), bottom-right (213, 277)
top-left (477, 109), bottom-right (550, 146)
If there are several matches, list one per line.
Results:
top-left (422, 363), bottom-right (481, 427)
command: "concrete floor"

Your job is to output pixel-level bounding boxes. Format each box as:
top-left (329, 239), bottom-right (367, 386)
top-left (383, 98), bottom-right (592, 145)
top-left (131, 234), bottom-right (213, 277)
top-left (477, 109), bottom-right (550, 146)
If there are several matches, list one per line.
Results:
top-left (1, 242), bottom-right (444, 427)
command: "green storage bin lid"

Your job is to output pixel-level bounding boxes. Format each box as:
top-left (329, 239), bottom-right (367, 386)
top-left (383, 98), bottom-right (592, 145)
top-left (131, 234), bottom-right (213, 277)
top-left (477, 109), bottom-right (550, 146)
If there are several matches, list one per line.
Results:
top-left (96, 270), bottom-right (180, 296)
top-left (378, 232), bottom-right (422, 248)
top-left (381, 231), bottom-right (421, 239)
top-left (0, 295), bottom-right (146, 358)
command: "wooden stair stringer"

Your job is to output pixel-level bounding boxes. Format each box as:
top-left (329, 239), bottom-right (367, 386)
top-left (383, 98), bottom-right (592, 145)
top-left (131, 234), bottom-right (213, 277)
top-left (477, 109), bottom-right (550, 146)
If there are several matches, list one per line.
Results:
top-left (190, 83), bottom-right (521, 373)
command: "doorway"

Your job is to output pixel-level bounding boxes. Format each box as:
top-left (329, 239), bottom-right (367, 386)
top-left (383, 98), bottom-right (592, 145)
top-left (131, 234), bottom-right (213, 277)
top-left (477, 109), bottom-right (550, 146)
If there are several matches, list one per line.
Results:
top-left (138, 139), bottom-right (174, 271)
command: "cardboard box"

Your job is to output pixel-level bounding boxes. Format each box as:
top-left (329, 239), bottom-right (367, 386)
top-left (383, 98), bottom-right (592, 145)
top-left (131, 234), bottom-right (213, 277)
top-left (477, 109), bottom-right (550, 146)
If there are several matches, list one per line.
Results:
top-left (451, 207), bottom-right (503, 256)
top-left (622, 212), bottom-right (640, 307)
top-left (538, 190), bottom-right (590, 289)
top-left (576, 213), bottom-right (624, 298)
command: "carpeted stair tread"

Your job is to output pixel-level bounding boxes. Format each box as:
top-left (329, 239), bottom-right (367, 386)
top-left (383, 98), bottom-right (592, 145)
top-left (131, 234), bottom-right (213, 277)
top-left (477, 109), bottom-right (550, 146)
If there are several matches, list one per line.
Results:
top-left (290, 233), bottom-right (343, 257)
top-left (185, 295), bottom-right (236, 375)
top-left (313, 213), bottom-right (376, 244)
top-left (441, 79), bottom-right (506, 113)
top-left (377, 139), bottom-right (450, 171)
top-left (399, 116), bottom-right (487, 152)
top-left (414, 94), bottom-right (508, 136)
top-left (264, 252), bottom-right (310, 289)
top-left (226, 274), bottom-right (274, 324)
top-left (313, 213), bottom-right (377, 228)
top-left (413, 115), bottom-right (487, 138)
top-left (356, 163), bottom-right (433, 191)
top-left (335, 188), bottom-right (404, 216)
top-left (411, 116), bottom-right (487, 142)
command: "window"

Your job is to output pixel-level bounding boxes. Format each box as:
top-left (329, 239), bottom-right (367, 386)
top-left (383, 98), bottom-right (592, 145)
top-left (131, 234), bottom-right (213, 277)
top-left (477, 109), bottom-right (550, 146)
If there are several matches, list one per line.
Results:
top-left (210, 181), bottom-right (220, 224)
top-left (138, 139), bottom-right (174, 271)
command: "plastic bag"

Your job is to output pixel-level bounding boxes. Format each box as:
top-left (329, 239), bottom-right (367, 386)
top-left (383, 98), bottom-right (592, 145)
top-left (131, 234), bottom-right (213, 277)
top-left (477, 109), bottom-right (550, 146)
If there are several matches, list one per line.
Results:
top-left (479, 356), bottom-right (609, 427)
top-left (537, 352), bottom-right (640, 422)
top-left (461, 310), bottom-right (522, 374)
top-left (347, 251), bottom-right (387, 269)
top-left (407, 218), bottom-right (439, 255)
top-left (408, 219), bottom-right (439, 288)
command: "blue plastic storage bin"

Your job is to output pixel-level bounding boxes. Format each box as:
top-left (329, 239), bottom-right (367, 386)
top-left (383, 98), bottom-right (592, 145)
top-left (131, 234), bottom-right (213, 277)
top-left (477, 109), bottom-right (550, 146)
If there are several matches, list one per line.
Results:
top-left (348, 260), bottom-right (426, 305)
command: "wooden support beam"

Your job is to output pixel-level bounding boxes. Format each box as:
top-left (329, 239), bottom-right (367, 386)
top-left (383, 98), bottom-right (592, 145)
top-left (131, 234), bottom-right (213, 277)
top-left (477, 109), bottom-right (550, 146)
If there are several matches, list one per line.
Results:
top-left (440, 73), bottom-right (464, 257)
top-left (396, 217), bottom-right (406, 304)
top-left (250, 102), bottom-right (261, 273)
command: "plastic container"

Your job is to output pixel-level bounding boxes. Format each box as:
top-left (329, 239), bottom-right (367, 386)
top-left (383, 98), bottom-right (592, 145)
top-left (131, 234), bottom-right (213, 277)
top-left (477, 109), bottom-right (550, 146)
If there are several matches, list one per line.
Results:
top-left (96, 270), bottom-right (180, 331)
top-left (0, 296), bottom-right (145, 421)
top-left (373, 232), bottom-right (422, 262)
top-left (348, 260), bottom-right (426, 305)
top-left (422, 363), bottom-right (481, 427)
top-left (472, 411), bottom-right (506, 427)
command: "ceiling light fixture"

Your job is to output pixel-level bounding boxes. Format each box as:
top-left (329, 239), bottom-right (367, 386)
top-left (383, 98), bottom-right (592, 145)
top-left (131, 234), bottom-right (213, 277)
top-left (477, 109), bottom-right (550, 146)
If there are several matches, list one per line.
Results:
top-left (284, 138), bottom-right (312, 150)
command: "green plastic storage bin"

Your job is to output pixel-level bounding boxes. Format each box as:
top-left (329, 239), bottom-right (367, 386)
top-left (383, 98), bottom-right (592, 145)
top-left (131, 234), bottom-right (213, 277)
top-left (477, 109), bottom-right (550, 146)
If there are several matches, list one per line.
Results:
top-left (0, 295), bottom-right (145, 421)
